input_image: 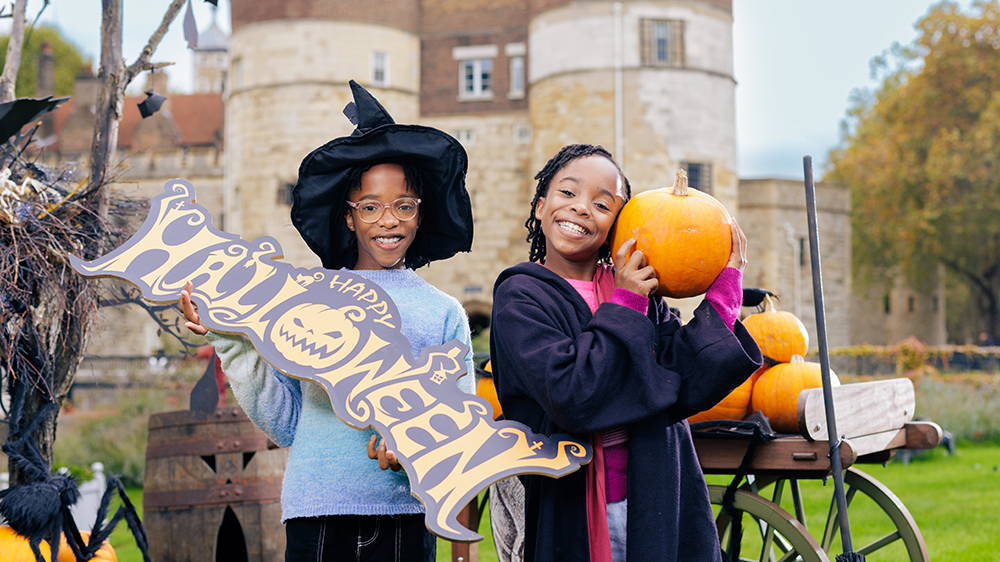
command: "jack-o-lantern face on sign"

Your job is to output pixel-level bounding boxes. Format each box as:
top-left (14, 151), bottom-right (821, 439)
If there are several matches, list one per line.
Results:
top-left (272, 303), bottom-right (362, 370)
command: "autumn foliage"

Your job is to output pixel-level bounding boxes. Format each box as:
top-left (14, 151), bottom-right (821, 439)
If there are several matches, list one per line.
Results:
top-left (828, 0), bottom-right (1000, 339)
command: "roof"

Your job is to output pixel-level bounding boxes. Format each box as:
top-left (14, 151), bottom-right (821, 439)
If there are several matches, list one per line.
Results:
top-left (46, 92), bottom-right (223, 150)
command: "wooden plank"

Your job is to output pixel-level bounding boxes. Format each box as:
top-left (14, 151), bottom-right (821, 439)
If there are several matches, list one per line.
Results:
top-left (451, 500), bottom-right (482, 562)
top-left (904, 421), bottom-right (944, 450)
top-left (845, 428), bottom-right (907, 458)
top-left (694, 435), bottom-right (857, 477)
top-left (798, 378), bottom-right (915, 440)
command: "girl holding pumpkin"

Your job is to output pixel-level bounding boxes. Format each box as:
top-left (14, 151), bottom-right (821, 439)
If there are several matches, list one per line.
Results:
top-left (180, 81), bottom-right (475, 562)
top-left (489, 144), bottom-right (762, 562)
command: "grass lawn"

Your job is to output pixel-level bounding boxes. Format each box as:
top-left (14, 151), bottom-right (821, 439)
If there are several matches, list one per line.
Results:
top-left (706, 441), bottom-right (1000, 561)
top-left (103, 442), bottom-right (1000, 561)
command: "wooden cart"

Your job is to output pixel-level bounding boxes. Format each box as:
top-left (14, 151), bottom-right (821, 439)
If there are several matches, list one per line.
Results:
top-left (692, 378), bottom-right (943, 562)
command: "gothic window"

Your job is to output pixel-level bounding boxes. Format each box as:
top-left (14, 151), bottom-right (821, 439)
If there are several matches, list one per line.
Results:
top-left (461, 59), bottom-right (492, 98)
top-left (453, 45), bottom-right (498, 101)
top-left (372, 52), bottom-right (390, 87)
top-left (506, 42), bottom-right (526, 100)
top-left (455, 129), bottom-right (476, 146)
top-left (509, 56), bottom-right (525, 99)
top-left (681, 162), bottom-right (712, 193)
top-left (641, 19), bottom-right (685, 68)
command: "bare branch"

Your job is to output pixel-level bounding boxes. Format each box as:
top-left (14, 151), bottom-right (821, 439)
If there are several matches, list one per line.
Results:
top-left (122, 0), bottom-right (187, 88)
top-left (135, 61), bottom-right (176, 73)
top-left (89, 0), bottom-right (184, 214)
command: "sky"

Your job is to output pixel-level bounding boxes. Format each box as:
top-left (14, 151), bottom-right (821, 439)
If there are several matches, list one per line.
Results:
top-left (0, 0), bottom-right (977, 179)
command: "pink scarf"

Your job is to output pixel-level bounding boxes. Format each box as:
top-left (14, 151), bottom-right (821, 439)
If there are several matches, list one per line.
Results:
top-left (586, 263), bottom-right (616, 562)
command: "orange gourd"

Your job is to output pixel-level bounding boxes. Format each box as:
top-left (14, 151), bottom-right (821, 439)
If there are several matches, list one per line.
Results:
top-left (687, 365), bottom-right (768, 423)
top-left (750, 355), bottom-right (841, 433)
top-left (0, 526), bottom-right (52, 561)
top-left (743, 364), bottom-right (768, 418)
top-left (742, 295), bottom-right (809, 363)
top-left (476, 360), bottom-right (503, 420)
top-left (57, 531), bottom-right (117, 562)
top-left (687, 375), bottom-right (753, 423)
top-left (611, 169), bottom-right (732, 298)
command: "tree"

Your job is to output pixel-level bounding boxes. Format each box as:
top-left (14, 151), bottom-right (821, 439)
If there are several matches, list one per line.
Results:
top-left (90, 0), bottom-right (185, 215)
top-left (828, 0), bottom-right (1000, 341)
top-left (0, 25), bottom-right (88, 98)
top-left (0, 0), bottom-right (27, 102)
top-left (0, 0), bottom-right (186, 489)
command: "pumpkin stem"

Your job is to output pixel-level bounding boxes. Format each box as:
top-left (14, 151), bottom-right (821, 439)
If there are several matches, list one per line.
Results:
top-left (790, 354), bottom-right (804, 363)
top-left (672, 169), bottom-right (689, 196)
top-left (763, 294), bottom-right (777, 313)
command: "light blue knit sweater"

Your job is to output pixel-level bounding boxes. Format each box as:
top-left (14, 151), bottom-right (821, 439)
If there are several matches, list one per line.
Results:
top-left (206, 268), bottom-right (475, 521)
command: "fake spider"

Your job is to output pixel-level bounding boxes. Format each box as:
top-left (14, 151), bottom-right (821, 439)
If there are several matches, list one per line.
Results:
top-left (0, 392), bottom-right (151, 561)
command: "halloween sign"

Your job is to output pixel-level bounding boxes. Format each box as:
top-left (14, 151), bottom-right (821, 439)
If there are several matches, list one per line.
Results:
top-left (70, 179), bottom-right (591, 542)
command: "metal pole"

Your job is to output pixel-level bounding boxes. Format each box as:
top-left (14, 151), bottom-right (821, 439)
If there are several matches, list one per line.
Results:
top-left (803, 156), bottom-right (855, 554)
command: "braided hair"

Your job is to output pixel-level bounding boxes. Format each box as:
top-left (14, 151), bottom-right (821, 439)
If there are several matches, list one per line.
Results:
top-left (525, 144), bottom-right (631, 264)
top-left (339, 161), bottom-right (426, 269)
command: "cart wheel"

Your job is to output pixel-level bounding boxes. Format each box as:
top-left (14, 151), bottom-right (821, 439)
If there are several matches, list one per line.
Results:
top-left (708, 485), bottom-right (829, 562)
top-left (820, 468), bottom-right (929, 562)
top-left (745, 468), bottom-right (929, 562)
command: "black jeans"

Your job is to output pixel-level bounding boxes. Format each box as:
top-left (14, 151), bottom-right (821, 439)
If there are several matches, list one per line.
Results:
top-left (284, 514), bottom-right (435, 562)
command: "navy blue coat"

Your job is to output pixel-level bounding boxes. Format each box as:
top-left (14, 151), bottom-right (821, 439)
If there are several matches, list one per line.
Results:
top-left (490, 263), bottom-right (762, 562)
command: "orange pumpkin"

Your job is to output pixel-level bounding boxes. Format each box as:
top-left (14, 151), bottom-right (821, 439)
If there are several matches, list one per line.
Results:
top-left (687, 365), bottom-right (768, 424)
top-left (57, 531), bottom-right (117, 562)
top-left (688, 375), bottom-right (753, 423)
top-left (0, 526), bottom-right (52, 561)
top-left (611, 169), bottom-right (732, 298)
top-left (750, 356), bottom-right (840, 433)
top-left (476, 360), bottom-right (503, 419)
top-left (743, 365), bottom-right (768, 418)
top-left (742, 296), bottom-right (809, 363)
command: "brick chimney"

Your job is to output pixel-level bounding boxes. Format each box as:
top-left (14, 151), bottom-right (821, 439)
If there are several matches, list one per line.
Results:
top-left (58, 65), bottom-right (100, 155)
top-left (37, 42), bottom-right (55, 137)
top-left (37, 42), bottom-right (54, 96)
top-left (144, 70), bottom-right (169, 96)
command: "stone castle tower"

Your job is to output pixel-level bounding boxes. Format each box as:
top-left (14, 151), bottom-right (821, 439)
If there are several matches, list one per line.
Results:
top-left (44, 0), bottom-right (949, 359)
top-left (226, 0), bottom-right (744, 331)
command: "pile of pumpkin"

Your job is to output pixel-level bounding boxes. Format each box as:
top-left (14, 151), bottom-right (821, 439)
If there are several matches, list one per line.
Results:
top-left (688, 295), bottom-right (837, 433)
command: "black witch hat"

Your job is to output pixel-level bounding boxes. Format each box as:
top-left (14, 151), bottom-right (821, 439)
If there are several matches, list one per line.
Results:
top-left (291, 80), bottom-right (473, 270)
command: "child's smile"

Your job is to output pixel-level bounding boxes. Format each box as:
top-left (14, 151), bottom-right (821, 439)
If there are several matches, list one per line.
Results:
top-left (535, 155), bottom-right (625, 280)
top-left (345, 163), bottom-right (421, 270)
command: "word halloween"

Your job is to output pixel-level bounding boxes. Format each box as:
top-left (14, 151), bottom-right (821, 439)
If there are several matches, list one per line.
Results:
top-left (70, 179), bottom-right (590, 542)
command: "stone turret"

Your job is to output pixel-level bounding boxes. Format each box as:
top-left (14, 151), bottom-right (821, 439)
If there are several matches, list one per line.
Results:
top-left (528, 0), bottom-right (738, 211)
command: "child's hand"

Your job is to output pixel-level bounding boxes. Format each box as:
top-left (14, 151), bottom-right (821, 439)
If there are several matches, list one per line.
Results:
top-left (728, 219), bottom-right (748, 273)
top-left (614, 238), bottom-right (659, 296)
top-left (367, 434), bottom-right (402, 472)
top-left (179, 281), bottom-right (209, 336)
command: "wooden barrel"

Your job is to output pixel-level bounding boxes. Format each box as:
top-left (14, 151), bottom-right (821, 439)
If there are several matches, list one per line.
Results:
top-left (144, 406), bottom-right (288, 562)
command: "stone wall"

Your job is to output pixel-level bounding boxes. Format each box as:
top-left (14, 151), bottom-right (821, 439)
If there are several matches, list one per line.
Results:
top-left (850, 267), bottom-right (947, 346)
top-left (738, 178), bottom-right (851, 350)
top-left (417, 112), bottom-right (534, 306)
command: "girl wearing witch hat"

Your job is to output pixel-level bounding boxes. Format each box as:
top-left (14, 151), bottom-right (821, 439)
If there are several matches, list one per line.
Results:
top-left (180, 80), bottom-right (475, 561)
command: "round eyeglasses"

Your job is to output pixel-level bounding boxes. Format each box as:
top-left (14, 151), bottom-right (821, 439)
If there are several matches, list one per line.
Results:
top-left (346, 197), bottom-right (422, 223)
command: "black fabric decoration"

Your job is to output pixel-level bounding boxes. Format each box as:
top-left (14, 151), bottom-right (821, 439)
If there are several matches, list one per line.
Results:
top-left (741, 287), bottom-right (777, 310)
top-left (183, 0), bottom-right (198, 50)
top-left (291, 80), bottom-right (473, 270)
top-left (0, 95), bottom-right (68, 143)
top-left (343, 100), bottom-right (359, 126)
top-left (138, 90), bottom-right (167, 118)
top-left (203, 0), bottom-right (219, 5)
top-left (190, 350), bottom-right (220, 418)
